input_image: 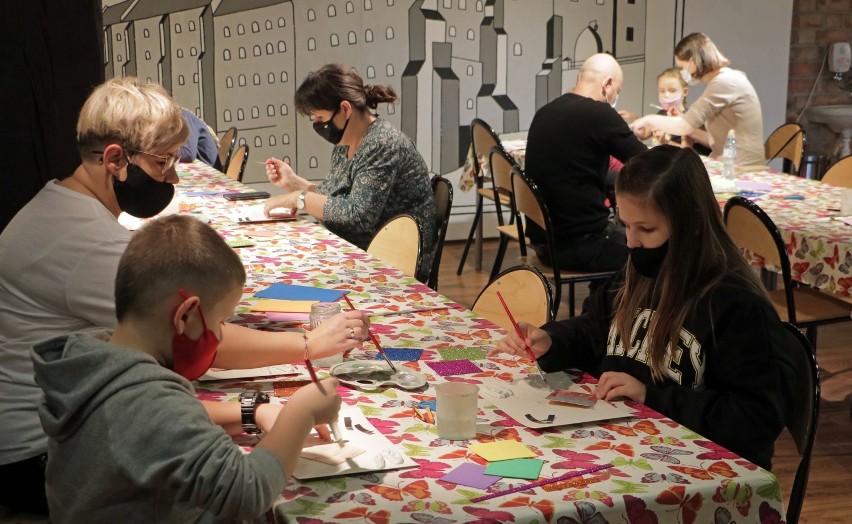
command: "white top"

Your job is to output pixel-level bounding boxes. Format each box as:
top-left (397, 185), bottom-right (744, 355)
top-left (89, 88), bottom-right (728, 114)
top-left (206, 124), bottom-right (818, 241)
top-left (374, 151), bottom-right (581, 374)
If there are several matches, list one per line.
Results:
top-left (682, 67), bottom-right (765, 166)
top-left (0, 181), bottom-right (130, 465)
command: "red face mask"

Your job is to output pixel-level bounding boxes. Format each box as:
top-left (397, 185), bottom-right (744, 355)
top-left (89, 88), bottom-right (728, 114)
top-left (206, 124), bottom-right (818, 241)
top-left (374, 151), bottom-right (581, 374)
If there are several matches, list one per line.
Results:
top-left (172, 290), bottom-right (220, 381)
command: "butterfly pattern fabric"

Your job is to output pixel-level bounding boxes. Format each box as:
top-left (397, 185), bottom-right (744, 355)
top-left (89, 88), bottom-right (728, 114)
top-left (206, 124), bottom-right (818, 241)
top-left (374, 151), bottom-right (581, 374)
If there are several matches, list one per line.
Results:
top-left (178, 160), bottom-right (790, 523)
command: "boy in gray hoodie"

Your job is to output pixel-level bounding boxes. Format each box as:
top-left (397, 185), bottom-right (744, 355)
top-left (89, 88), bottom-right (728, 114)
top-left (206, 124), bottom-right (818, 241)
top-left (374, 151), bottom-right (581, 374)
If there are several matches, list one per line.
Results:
top-left (31, 214), bottom-right (341, 523)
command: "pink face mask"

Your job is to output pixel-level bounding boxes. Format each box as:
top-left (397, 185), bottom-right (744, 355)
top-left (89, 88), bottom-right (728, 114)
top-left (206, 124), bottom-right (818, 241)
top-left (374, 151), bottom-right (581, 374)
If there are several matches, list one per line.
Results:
top-left (172, 289), bottom-right (220, 381)
top-left (659, 93), bottom-right (683, 111)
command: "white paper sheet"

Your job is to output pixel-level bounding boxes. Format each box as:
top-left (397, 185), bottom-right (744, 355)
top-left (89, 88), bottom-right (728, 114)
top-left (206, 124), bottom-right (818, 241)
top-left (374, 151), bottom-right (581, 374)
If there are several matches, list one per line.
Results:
top-left (482, 376), bottom-right (632, 429)
top-left (226, 204), bottom-right (296, 223)
top-left (197, 364), bottom-right (300, 381)
top-left (293, 406), bottom-right (418, 479)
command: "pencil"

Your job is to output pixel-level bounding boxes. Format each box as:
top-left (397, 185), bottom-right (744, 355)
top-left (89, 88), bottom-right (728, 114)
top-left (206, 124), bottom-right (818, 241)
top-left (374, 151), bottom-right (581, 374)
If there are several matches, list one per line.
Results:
top-left (495, 291), bottom-right (549, 386)
top-left (342, 294), bottom-right (399, 373)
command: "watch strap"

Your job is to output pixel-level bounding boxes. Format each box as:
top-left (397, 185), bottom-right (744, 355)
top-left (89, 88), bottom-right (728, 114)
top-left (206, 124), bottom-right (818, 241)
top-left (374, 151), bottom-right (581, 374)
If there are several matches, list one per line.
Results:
top-left (240, 391), bottom-right (269, 434)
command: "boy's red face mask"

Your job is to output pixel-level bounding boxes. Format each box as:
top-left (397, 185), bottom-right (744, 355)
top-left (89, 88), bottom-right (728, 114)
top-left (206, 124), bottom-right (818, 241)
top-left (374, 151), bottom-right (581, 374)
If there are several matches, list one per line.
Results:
top-left (172, 290), bottom-right (220, 381)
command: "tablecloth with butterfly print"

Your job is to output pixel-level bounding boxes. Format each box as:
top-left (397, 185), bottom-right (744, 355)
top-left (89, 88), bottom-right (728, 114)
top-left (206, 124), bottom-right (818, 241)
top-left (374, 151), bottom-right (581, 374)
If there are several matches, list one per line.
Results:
top-left (175, 161), bottom-right (787, 524)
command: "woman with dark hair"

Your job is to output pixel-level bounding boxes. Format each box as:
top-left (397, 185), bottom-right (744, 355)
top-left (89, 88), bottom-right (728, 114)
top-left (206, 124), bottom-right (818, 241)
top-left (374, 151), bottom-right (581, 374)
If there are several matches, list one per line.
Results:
top-left (632, 33), bottom-right (765, 166)
top-left (488, 145), bottom-right (796, 471)
top-left (264, 63), bottom-right (436, 282)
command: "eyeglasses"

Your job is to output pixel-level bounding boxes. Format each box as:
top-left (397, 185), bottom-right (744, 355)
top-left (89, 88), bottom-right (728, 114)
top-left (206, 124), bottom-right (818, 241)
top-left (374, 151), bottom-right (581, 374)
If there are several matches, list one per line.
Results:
top-left (92, 148), bottom-right (180, 174)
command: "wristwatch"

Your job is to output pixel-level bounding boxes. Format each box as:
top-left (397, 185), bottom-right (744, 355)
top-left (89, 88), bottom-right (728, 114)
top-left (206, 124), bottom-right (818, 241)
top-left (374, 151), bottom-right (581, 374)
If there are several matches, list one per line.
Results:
top-left (239, 391), bottom-right (270, 434)
top-left (296, 190), bottom-right (308, 210)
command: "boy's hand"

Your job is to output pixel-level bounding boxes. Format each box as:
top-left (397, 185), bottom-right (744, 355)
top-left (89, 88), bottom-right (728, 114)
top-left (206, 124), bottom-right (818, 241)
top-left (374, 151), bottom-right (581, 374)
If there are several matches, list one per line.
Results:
top-left (486, 322), bottom-right (552, 359)
top-left (290, 377), bottom-right (342, 426)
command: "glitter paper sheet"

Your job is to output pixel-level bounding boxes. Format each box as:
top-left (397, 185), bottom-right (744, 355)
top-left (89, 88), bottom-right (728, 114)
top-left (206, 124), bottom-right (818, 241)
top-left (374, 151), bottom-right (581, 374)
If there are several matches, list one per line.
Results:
top-left (273, 379), bottom-right (312, 397)
top-left (426, 359), bottom-right (480, 376)
top-left (373, 347), bottom-right (423, 361)
top-left (437, 347), bottom-right (487, 361)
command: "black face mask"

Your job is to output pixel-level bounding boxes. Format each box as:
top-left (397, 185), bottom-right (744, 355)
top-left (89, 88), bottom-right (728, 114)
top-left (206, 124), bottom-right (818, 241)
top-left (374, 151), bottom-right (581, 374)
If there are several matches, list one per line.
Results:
top-left (113, 160), bottom-right (175, 218)
top-left (630, 241), bottom-right (669, 279)
top-left (312, 106), bottom-right (350, 145)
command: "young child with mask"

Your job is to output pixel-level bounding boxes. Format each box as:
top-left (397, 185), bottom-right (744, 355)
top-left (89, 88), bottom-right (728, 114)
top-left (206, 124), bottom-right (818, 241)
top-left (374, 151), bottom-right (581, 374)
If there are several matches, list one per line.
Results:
top-left (652, 68), bottom-right (710, 155)
top-left (31, 214), bottom-right (342, 522)
top-left (488, 145), bottom-right (797, 471)
top-left (262, 63), bottom-right (436, 283)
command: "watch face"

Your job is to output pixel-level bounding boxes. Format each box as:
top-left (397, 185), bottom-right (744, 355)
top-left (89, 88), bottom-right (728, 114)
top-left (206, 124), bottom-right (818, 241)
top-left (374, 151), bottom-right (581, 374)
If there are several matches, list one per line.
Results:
top-left (297, 192), bottom-right (307, 210)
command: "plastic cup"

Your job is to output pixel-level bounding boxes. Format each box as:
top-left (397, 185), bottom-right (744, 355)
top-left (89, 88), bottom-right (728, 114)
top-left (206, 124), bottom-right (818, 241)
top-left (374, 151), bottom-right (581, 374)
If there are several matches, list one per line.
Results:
top-left (309, 302), bottom-right (343, 367)
top-left (435, 382), bottom-right (479, 440)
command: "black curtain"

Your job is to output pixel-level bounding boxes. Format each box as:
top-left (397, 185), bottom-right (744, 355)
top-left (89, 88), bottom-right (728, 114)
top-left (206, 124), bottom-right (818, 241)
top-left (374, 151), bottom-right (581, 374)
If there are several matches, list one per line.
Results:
top-left (0, 0), bottom-right (103, 232)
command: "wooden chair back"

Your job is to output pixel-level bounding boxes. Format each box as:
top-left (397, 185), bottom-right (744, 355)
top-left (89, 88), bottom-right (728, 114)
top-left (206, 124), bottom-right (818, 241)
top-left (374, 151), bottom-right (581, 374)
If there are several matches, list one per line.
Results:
top-left (489, 145), bottom-right (516, 222)
top-left (472, 265), bottom-right (553, 331)
top-left (225, 144), bottom-right (249, 183)
top-left (428, 175), bottom-right (453, 290)
top-left (367, 214), bottom-right (422, 279)
top-left (765, 123), bottom-right (805, 174)
top-left (820, 155), bottom-right (852, 188)
top-left (470, 118), bottom-right (501, 181)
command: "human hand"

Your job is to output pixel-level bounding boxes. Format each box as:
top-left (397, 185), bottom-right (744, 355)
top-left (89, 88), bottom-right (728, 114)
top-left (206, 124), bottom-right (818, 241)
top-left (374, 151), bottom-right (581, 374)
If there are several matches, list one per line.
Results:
top-left (486, 322), bottom-right (552, 359)
top-left (630, 116), bottom-right (654, 140)
top-left (306, 310), bottom-right (371, 360)
top-left (618, 109), bottom-right (638, 124)
top-left (289, 377), bottom-right (342, 426)
top-left (264, 157), bottom-right (305, 191)
top-left (594, 372), bottom-right (646, 403)
top-left (263, 192), bottom-right (298, 216)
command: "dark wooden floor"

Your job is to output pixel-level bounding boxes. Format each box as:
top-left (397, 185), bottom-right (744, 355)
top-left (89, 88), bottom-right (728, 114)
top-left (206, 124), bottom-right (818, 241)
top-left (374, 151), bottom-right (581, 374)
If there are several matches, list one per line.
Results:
top-left (441, 238), bottom-right (852, 523)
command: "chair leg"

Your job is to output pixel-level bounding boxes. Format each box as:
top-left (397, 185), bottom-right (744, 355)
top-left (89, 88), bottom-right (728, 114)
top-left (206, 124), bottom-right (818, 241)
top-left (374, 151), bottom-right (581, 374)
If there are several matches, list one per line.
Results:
top-left (456, 194), bottom-right (483, 275)
top-left (490, 235), bottom-right (510, 281)
top-left (806, 326), bottom-right (817, 351)
top-left (568, 282), bottom-right (576, 318)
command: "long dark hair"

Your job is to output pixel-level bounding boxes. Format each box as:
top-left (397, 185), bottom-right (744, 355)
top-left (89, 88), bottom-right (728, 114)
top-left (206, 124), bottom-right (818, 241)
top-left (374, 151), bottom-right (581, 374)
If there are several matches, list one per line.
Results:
top-left (613, 145), bottom-right (764, 379)
top-left (294, 63), bottom-right (397, 115)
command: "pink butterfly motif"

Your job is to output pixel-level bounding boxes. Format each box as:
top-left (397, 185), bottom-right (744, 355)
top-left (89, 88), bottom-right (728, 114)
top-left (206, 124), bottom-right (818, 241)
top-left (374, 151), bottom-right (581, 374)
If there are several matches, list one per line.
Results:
top-left (623, 494), bottom-right (660, 524)
top-left (280, 485), bottom-right (317, 501)
top-left (461, 505), bottom-right (517, 523)
top-left (695, 440), bottom-right (738, 461)
top-left (386, 432), bottom-right (420, 445)
top-left (758, 500), bottom-right (784, 524)
top-left (366, 417), bottom-right (400, 435)
top-left (294, 517), bottom-right (338, 524)
top-left (399, 459), bottom-right (451, 479)
top-left (640, 445), bottom-right (693, 464)
top-left (550, 450), bottom-right (603, 471)
top-left (409, 513), bottom-right (455, 524)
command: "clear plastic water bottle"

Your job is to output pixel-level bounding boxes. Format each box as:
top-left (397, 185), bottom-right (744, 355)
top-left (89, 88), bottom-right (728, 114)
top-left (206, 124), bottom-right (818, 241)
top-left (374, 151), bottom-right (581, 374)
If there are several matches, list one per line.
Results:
top-left (722, 129), bottom-right (737, 180)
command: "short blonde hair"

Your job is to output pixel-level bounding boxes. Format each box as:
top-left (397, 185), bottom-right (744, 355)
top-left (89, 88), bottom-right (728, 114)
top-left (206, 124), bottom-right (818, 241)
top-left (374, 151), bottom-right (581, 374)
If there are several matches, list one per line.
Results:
top-left (76, 77), bottom-right (188, 156)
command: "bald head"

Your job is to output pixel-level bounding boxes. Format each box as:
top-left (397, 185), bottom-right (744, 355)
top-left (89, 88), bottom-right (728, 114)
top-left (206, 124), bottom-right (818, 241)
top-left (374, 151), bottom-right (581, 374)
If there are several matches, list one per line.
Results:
top-left (573, 53), bottom-right (624, 103)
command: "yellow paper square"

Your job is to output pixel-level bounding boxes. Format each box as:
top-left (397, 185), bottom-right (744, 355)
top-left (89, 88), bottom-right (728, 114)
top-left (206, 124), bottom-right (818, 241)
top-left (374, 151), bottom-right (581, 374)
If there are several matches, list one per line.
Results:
top-left (468, 440), bottom-right (537, 462)
top-left (250, 299), bottom-right (318, 313)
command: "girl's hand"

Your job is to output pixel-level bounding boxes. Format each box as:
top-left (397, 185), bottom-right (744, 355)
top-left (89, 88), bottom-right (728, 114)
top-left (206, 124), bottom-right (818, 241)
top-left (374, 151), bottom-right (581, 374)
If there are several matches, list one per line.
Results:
top-left (265, 158), bottom-right (311, 191)
top-left (487, 322), bottom-right (552, 359)
top-left (305, 310), bottom-right (371, 360)
top-left (594, 372), bottom-right (646, 403)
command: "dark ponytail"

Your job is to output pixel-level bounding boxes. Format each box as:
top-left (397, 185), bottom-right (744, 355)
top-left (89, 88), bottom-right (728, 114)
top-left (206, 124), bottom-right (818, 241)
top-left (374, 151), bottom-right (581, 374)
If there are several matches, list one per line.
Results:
top-left (294, 63), bottom-right (396, 115)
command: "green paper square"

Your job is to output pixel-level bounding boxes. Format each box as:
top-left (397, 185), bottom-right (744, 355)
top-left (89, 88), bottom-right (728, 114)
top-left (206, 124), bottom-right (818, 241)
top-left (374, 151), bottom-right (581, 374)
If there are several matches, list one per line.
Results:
top-left (226, 237), bottom-right (254, 248)
top-left (437, 347), bottom-right (487, 361)
top-left (484, 458), bottom-right (544, 480)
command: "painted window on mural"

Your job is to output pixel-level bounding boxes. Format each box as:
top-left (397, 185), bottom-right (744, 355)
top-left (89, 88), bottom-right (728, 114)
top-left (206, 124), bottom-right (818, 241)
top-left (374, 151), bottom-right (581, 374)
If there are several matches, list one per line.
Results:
top-left (277, 17), bottom-right (286, 27)
top-left (268, 105), bottom-right (275, 117)
top-left (346, 2), bottom-right (354, 13)
top-left (269, 135), bottom-right (277, 146)
top-left (308, 38), bottom-right (316, 51)
top-left (255, 137), bottom-right (262, 147)
top-left (278, 41), bottom-right (286, 52)
top-left (513, 42), bottom-right (522, 56)
top-left (226, 76), bottom-right (233, 88)
top-left (268, 72), bottom-right (275, 84)
top-left (251, 106), bottom-right (259, 119)
top-left (223, 26), bottom-right (230, 37)
top-left (348, 31), bottom-right (357, 44)
top-left (188, 21), bottom-right (196, 31)
top-left (386, 64), bottom-right (394, 76)
top-left (307, 9), bottom-right (316, 21)
top-left (252, 22), bottom-right (260, 33)
top-left (223, 49), bottom-right (231, 60)
top-left (386, 27), bottom-right (394, 40)
top-left (364, 0), bottom-right (372, 9)
top-left (367, 65), bottom-right (376, 78)
top-left (365, 29), bottom-right (374, 42)
top-left (224, 110), bottom-right (232, 122)
top-left (239, 47), bottom-right (246, 59)
top-left (265, 20), bottom-right (273, 30)
top-left (253, 45), bottom-right (262, 57)
top-left (280, 104), bottom-right (289, 115)
top-left (238, 74), bottom-right (246, 86)
top-left (328, 5), bottom-right (337, 17)
top-left (331, 34), bottom-right (340, 47)
top-left (177, 49), bottom-right (184, 58)
top-left (266, 43), bottom-right (274, 54)
top-left (253, 74), bottom-right (261, 85)
top-left (449, 26), bottom-right (456, 37)
top-left (237, 24), bottom-right (245, 35)
top-left (281, 71), bottom-right (289, 82)
top-left (282, 134), bottom-right (290, 145)
top-left (310, 156), bottom-right (318, 168)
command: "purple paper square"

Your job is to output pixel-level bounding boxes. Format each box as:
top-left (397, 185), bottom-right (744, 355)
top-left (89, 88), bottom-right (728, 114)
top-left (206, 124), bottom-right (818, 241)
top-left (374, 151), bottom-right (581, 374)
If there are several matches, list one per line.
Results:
top-left (439, 463), bottom-right (501, 489)
top-left (426, 359), bottom-right (480, 376)
top-left (373, 348), bottom-right (423, 362)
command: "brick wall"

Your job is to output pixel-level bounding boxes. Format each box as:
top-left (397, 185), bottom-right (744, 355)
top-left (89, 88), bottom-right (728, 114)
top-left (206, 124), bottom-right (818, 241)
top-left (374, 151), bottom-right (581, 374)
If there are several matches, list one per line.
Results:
top-left (788, 0), bottom-right (852, 164)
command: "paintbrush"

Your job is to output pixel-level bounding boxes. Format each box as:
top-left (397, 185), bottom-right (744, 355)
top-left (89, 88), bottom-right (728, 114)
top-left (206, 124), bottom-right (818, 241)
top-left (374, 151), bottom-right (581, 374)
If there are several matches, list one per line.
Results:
top-left (495, 291), bottom-right (550, 388)
top-left (342, 294), bottom-right (399, 373)
top-left (303, 357), bottom-right (345, 445)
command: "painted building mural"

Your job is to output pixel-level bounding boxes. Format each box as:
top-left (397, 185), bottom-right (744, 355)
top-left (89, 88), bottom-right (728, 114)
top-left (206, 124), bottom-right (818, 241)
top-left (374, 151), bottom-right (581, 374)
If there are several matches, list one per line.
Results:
top-left (101, 0), bottom-right (653, 185)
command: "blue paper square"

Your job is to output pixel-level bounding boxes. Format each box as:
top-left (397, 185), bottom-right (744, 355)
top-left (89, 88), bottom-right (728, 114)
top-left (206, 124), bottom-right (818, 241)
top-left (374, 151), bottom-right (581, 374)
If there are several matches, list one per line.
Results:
top-left (373, 347), bottom-right (423, 362)
top-left (254, 283), bottom-right (345, 302)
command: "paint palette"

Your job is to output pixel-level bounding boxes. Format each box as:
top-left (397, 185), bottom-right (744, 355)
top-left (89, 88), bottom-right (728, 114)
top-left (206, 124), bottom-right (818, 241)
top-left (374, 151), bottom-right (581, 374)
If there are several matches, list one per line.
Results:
top-left (331, 361), bottom-right (426, 391)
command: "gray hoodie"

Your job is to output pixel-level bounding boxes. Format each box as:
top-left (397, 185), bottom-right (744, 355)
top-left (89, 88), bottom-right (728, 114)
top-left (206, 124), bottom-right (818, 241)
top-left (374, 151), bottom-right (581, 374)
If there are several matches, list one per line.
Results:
top-left (31, 328), bottom-right (286, 523)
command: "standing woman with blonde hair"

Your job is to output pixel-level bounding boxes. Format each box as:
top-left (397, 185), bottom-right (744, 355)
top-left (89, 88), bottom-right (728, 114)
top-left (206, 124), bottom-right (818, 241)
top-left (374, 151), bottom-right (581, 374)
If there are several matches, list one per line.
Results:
top-left (489, 145), bottom-right (796, 471)
top-left (265, 63), bottom-right (436, 282)
top-left (632, 33), bottom-right (765, 166)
